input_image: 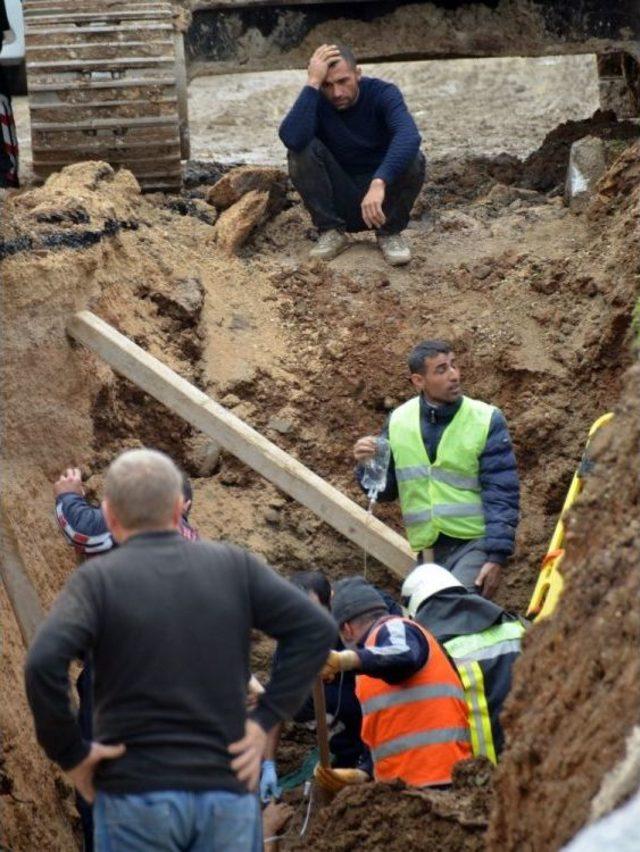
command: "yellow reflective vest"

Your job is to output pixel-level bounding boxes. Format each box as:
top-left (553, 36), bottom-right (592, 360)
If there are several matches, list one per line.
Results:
top-left (388, 395), bottom-right (494, 551)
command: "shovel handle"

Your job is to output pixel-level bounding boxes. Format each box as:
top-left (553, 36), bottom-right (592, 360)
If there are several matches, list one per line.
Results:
top-left (312, 677), bottom-right (331, 769)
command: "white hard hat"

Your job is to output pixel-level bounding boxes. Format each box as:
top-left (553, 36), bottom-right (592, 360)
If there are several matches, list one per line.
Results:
top-left (401, 563), bottom-right (463, 618)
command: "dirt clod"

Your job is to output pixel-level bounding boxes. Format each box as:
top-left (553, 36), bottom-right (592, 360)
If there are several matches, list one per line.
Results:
top-left (214, 188), bottom-right (271, 254)
top-left (205, 164), bottom-right (288, 212)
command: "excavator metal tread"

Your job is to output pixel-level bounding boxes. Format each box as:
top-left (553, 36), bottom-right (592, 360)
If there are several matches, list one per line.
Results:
top-left (25, 0), bottom-right (188, 192)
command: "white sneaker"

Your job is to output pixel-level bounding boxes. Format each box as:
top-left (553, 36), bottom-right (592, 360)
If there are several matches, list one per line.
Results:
top-left (309, 229), bottom-right (349, 261)
top-left (377, 233), bottom-right (412, 266)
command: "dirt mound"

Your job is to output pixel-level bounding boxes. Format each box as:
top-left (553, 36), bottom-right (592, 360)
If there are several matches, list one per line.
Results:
top-left (418, 111), bottom-right (640, 210)
top-left (520, 109), bottom-right (640, 191)
top-left (487, 148), bottom-right (640, 850)
top-left (290, 758), bottom-right (493, 852)
top-left (488, 365), bottom-right (640, 850)
top-left (1, 134), bottom-right (640, 849)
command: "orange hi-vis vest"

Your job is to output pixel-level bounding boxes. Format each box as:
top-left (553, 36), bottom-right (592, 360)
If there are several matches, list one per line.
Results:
top-left (356, 617), bottom-right (472, 787)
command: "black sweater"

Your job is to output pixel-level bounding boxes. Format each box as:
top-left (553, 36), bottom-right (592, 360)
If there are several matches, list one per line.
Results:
top-left (25, 531), bottom-right (336, 794)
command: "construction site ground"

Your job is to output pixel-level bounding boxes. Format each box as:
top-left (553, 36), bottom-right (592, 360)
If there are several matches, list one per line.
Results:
top-left (2, 54), bottom-right (640, 850)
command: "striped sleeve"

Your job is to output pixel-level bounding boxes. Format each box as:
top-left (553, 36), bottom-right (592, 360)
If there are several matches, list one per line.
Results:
top-left (357, 618), bottom-right (429, 685)
top-left (55, 495), bottom-right (114, 555)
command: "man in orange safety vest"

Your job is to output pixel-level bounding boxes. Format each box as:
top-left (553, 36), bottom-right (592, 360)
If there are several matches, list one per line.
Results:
top-left (322, 577), bottom-right (471, 787)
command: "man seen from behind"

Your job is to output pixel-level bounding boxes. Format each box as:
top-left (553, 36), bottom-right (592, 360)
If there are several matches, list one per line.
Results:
top-left (25, 448), bottom-right (336, 851)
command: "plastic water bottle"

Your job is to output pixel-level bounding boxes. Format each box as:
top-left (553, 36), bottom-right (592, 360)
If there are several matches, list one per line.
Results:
top-left (361, 437), bottom-right (391, 503)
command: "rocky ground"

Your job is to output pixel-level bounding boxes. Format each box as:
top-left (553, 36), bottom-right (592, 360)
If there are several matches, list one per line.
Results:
top-left (2, 55), bottom-right (640, 850)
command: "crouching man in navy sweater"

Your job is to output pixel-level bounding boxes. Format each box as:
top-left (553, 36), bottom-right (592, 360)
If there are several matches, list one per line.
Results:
top-left (279, 43), bottom-right (425, 266)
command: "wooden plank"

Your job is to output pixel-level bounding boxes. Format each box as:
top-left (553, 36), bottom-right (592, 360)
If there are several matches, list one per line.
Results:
top-left (0, 505), bottom-right (45, 649)
top-left (67, 311), bottom-right (416, 578)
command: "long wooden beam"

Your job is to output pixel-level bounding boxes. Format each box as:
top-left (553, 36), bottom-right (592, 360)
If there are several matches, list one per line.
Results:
top-left (67, 311), bottom-right (416, 578)
top-left (0, 505), bottom-right (45, 648)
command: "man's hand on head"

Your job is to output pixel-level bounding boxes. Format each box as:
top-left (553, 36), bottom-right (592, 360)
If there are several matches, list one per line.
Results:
top-left (361, 179), bottom-right (386, 229)
top-left (53, 467), bottom-right (85, 498)
top-left (475, 562), bottom-right (502, 600)
top-left (307, 44), bottom-right (341, 88)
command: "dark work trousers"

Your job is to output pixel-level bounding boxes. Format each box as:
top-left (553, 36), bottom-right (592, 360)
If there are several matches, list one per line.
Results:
top-left (288, 138), bottom-right (426, 235)
top-left (433, 537), bottom-right (490, 592)
top-left (76, 662), bottom-right (94, 852)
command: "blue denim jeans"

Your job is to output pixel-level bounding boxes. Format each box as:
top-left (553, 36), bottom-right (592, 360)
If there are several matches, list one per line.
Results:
top-left (94, 789), bottom-right (261, 852)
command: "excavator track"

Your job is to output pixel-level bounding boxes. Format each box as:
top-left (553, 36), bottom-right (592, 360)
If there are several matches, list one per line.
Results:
top-left (23, 0), bottom-right (188, 192)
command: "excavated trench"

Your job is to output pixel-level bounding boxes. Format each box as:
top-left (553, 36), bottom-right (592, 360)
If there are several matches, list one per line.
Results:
top-left (1, 56), bottom-right (640, 851)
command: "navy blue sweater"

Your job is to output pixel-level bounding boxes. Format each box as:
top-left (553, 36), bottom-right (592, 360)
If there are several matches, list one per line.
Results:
top-left (279, 77), bottom-right (421, 184)
top-left (357, 396), bottom-right (520, 564)
top-left (357, 616), bottom-right (428, 685)
top-left (55, 493), bottom-right (198, 554)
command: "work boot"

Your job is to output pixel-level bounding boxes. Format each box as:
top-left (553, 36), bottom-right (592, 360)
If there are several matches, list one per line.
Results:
top-left (309, 229), bottom-right (349, 261)
top-left (377, 232), bottom-right (412, 266)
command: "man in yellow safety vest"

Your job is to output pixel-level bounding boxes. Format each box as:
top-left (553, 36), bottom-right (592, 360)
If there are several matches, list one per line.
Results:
top-left (353, 340), bottom-right (519, 598)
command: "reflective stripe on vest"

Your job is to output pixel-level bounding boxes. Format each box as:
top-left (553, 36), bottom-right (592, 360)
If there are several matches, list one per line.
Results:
top-left (402, 503), bottom-right (486, 525)
top-left (356, 617), bottom-right (472, 786)
top-left (371, 727), bottom-right (471, 763)
top-left (360, 682), bottom-right (465, 715)
top-left (444, 621), bottom-right (525, 663)
top-left (443, 621), bottom-right (524, 764)
top-left (396, 465), bottom-right (481, 492)
top-left (388, 396), bottom-right (493, 551)
top-left (457, 661), bottom-right (497, 765)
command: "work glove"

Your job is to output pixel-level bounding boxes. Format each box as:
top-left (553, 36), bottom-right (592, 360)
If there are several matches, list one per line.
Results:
top-left (259, 759), bottom-right (281, 803)
top-left (313, 764), bottom-right (370, 793)
top-left (320, 650), bottom-right (360, 682)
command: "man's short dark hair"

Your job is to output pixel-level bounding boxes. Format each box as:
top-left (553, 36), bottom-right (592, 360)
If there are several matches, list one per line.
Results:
top-left (408, 340), bottom-right (452, 375)
top-left (330, 44), bottom-right (357, 69)
top-left (291, 570), bottom-right (331, 610)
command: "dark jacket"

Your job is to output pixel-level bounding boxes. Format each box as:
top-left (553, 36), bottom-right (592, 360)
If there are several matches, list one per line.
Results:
top-left (279, 77), bottom-right (421, 184)
top-left (55, 492), bottom-right (198, 554)
top-left (415, 587), bottom-right (525, 755)
top-left (25, 532), bottom-right (337, 794)
top-left (357, 395), bottom-right (520, 564)
top-left (357, 616), bottom-right (428, 684)
top-left (415, 587), bottom-right (522, 643)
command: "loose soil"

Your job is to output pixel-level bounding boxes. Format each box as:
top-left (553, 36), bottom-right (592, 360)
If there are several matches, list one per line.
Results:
top-left (289, 758), bottom-right (494, 852)
top-left (2, 58), bottom-right (640, 851)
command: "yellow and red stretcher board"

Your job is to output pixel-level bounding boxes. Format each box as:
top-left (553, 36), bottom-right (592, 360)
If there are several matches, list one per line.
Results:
top-left (526, 412), bottom-right (614, 622)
